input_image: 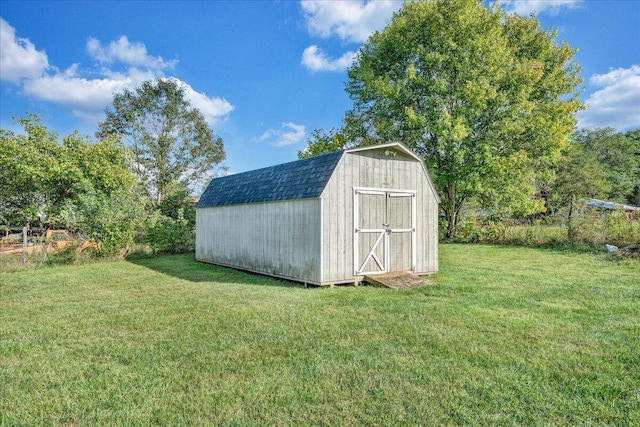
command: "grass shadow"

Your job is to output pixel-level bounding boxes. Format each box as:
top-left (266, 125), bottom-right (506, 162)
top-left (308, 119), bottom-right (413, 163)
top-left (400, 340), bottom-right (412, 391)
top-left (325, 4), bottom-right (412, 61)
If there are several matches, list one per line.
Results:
top-left (125, 253), bottom-right (309, 289)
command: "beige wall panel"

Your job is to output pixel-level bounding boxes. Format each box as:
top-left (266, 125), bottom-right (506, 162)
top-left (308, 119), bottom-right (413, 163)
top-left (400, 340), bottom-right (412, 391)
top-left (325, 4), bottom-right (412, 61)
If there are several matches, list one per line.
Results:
top-left (320, 148), bottom-right (439, 284)
top-left (196, 199), bottom-right (321, 284)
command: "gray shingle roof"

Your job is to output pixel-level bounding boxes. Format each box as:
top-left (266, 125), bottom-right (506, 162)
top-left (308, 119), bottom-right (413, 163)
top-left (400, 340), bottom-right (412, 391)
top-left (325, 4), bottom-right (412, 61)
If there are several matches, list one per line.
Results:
top-left (196, 150), bottom-right (344, 208)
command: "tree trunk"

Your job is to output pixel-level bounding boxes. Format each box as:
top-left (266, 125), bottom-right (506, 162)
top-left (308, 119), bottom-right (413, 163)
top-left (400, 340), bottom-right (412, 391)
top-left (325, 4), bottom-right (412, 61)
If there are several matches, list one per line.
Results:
top-left (443, 207), bottom-right (458, 240)
top-left (441, 182), bottom-right (465, 240)
top-left (22, 226), bottom-right (28, 263)
top-left (567, 197), bottom-right (576, 242)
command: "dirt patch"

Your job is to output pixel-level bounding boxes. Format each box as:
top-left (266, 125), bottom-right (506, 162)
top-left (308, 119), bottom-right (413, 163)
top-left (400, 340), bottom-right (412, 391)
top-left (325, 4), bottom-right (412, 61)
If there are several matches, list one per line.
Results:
top-left (364, 271), bottom-right (433, 289)
top-left (615, 244), bottom-right (640, 259)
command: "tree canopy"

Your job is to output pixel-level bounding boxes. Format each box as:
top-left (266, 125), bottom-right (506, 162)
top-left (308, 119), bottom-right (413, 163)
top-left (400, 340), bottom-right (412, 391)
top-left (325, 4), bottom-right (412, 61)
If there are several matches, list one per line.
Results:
top-left (97, 79), bottom-right (226, 205)
top-left (573, 128), bottom-right (640, 205)
top-left (0, 114), bottom-right (136, 228)
top-left (301, 0), bottom-right (582, 238)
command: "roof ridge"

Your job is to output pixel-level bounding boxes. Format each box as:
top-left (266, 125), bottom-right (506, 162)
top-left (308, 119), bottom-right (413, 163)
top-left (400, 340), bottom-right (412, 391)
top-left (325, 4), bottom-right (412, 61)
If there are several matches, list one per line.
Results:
top-left (212, 148), bottom-right (345, 183)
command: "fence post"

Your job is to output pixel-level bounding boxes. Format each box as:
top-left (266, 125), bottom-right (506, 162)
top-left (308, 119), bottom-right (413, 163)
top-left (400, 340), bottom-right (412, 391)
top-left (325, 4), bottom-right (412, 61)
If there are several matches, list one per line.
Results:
top-left (22, 226), bottom-right (28, 263)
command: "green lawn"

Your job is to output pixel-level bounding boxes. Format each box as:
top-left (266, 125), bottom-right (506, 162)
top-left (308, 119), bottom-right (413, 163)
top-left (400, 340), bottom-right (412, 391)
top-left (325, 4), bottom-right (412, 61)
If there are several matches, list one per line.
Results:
top-left (1, 245), bottom-right (638, 426)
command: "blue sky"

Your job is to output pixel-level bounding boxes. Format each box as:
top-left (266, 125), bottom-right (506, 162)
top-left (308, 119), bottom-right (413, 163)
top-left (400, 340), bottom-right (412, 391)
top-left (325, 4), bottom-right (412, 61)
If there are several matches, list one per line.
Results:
top-left (1, 0), bottom-right (639, 175)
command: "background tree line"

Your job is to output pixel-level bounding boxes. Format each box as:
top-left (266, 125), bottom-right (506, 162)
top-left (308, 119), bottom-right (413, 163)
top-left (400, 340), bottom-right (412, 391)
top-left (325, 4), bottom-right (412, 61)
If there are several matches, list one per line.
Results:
top-left (0, 79), bottom-right (224, 256)
top-left (2, 0), bottom-right (638, 257)
top-left (545, 128), bottom-right (639, 213)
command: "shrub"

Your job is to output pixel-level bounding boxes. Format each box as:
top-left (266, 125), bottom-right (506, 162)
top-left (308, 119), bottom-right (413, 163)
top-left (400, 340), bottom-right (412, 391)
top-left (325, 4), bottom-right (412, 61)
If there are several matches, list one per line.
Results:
top-left (452, 216), bottom-right (506, 244)
top-left (569, 208), bottom-right (639, 247)
top-left (59, 186), bottom-right (144, 257)
top-left (451, 216), bottom-right (482, 243)
top-left (47, 243), bottom-right (79, 265)
top-left (143, 210), bottom-right (193, 254)
top-left (450, 208), bottom-right (639, 249)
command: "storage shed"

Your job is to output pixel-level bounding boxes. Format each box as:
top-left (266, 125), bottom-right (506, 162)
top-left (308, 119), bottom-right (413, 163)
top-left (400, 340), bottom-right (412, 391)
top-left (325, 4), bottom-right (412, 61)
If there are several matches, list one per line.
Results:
top-left (195, 142), bottom-right (439, 286)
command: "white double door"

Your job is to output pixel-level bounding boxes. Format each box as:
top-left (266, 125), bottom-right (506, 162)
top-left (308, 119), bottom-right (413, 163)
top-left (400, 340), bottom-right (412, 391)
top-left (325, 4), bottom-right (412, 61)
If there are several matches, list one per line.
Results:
top-left (353, 187), bottom-right (416, 276)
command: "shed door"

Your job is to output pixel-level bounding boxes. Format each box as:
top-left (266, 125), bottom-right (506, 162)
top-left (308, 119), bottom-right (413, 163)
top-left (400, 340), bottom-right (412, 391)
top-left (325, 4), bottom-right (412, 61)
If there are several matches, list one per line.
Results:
top-left (353, 188), bottom-right (416, 276)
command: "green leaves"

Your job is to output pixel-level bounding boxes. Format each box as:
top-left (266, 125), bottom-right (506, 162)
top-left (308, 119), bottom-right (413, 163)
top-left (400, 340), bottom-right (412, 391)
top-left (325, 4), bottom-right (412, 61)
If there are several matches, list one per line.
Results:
top-left (306, 0), bottom-right (583, 238)
top-left (143, 210), bottom-right (192, 254)
top-left (554, 143), bottom-right (611, 208)
top-left (298, 128), bottom-right (352, 159)
top-left (97, 79), bottom-right (226, 205)
top-left (0, 114), bottom-right (139, 253)
top-left (93, 79), bottom-right (223, 252)
top-left (573, 128), bottom-right (640, 205)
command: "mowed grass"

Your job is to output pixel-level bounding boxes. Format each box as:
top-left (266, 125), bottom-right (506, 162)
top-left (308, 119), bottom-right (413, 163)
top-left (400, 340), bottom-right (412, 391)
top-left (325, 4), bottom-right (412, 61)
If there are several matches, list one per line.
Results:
top-left (1, 245), bottom-right (638, 426)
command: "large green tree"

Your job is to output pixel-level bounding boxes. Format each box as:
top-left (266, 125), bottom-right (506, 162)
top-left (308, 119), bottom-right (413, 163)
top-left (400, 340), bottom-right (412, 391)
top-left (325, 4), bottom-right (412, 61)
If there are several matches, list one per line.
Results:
top-left (97, 79), bottom-right (226, 205)
top-left (302, 0), bottom-right (582, 238)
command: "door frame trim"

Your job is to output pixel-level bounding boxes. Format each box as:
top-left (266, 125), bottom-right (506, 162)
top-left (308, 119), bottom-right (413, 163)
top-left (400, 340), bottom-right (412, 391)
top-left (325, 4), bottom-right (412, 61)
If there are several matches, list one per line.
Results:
top-left (353, 187), bottom-right (416, 276)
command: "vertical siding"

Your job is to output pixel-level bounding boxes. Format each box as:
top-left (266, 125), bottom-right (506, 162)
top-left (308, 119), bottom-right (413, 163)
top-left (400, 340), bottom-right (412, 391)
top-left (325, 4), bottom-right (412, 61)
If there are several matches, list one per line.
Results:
top-left (320, 149), bottom-right (439, 283)
top-left (387, 194), bottom-right (413, 272)
top-left (356, 192), bottom-right (386, 274)
top-left (196, 199), bottom-right (321, 284)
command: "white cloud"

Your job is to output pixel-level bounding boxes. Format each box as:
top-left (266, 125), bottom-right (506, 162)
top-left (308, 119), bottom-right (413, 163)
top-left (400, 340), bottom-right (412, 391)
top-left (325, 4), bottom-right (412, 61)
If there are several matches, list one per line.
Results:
top-left (498, 0), bottom-right (582, 16)
top-left (258, 129), bottom-right (276, 141)
top-left (23, 71), bottom-right (234, 125)
top-left (86, 36), bottom-right (177, 71)
top-left (577, 65), bottom-right (640, 131)
top-left (300, 0), bottom-right (581, 44)
top-left (300, 1), bottom-right (399, 73)
top-left (0, 17), bottom-right (49, 82)
top-left (301, 45), bottom-right (356, 72)
top-left (257, 122), bottom-right (307, 147)
top-left (23, 65), bottom-right (155, 123)
top-left (171, 78), bottom-right (235, 125)
top-left (1, 18), bottom-right (233, 126)
top-left (301, 0), bottom-right (399, 43)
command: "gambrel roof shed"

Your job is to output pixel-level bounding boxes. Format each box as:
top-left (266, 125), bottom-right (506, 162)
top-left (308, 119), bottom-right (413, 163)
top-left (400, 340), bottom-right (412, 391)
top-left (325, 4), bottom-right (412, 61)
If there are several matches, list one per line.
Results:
top-left (196, 142), bottom-right (439, 286)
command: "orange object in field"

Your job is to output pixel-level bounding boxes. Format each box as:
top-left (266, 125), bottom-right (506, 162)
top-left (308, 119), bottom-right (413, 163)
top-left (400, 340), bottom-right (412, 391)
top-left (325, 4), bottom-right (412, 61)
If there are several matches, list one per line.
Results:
top-left (0, 229), bottom-right (98, 255)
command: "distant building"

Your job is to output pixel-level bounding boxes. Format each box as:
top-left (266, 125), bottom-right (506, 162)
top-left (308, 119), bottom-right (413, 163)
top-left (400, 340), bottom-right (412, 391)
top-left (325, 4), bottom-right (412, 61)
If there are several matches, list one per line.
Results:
top-left (584, 199), bottom-right (640, 212)
top-left (583, 199), bottom-right (640, 219)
